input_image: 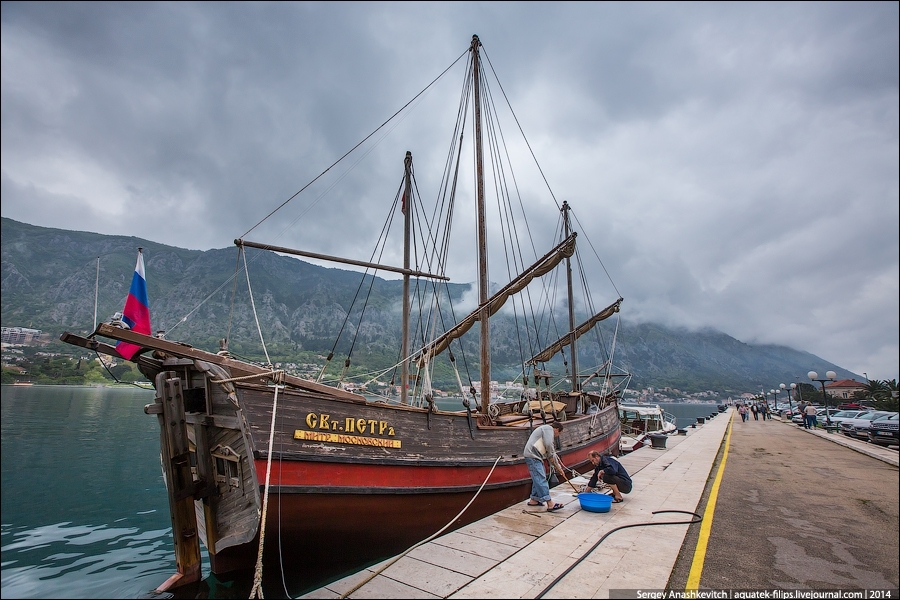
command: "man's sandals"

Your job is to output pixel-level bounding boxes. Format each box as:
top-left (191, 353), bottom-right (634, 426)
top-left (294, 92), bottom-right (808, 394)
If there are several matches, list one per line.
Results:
top-left (527, 500), bottom-right (564, 512)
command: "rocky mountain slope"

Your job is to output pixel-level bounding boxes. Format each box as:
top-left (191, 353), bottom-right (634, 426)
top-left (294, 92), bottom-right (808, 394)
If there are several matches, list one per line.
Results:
top-left (2, 217), bottom-right (856, 394)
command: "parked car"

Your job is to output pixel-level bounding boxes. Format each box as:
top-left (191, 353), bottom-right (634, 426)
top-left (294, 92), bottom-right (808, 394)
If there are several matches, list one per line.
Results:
top-left (779, 403), bottom-right (813, 418)
top-left (823, 409), bottom-right (871, 426)
top-left (868, 413), bottom-right (899, 447)
top-left (774, 403), bottom-right (794, 417)
top-left (818, 407), bottom-right (850, 425)
top-left (839, 411), bottom-right (896, 440)
top-left (792, 406), bottom-right (841, 427)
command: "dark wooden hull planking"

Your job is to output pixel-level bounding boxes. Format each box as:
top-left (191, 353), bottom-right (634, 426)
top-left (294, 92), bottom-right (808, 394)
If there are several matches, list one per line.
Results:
top-left (211, 383), bottom-right (621, 571)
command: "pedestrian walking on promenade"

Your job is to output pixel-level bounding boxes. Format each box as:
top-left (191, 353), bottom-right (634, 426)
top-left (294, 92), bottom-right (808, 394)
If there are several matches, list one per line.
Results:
top-left (804, 403), bottom-right (818, 429)
top-left (797, 400), bottom-right (808, 425)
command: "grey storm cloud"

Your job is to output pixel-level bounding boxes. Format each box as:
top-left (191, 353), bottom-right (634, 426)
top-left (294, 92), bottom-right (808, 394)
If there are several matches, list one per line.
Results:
top-left (2, 2), bottom-right (897, 381)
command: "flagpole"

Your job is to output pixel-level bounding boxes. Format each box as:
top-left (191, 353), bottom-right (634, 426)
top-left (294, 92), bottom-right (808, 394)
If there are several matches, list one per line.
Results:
top-left (93, 256), bottom-right (100, 330)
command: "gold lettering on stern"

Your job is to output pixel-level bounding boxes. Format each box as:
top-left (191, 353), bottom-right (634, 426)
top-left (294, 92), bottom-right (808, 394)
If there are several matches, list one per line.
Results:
top-left (293, 430), bottom-right (401, 448)
top-left (299, 413), bottom-right (399, 447)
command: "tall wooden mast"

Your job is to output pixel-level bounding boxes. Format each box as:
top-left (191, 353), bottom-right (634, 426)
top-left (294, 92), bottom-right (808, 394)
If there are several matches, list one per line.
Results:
top-left (471, 35), bottom-right (491, 415)
top-left (401, 151), bottom-right (412, 405)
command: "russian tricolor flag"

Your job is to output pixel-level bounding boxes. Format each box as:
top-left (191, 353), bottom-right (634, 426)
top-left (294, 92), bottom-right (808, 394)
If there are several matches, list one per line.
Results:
top-left (116, 249), bottom-right (151, 360)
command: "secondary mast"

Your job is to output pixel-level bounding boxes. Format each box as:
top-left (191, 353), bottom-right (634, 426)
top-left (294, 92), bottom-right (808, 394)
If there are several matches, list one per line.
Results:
top-left (401, 151), bottom-right (412, 405)
top-left (563, 201), bottom-right (579, 393)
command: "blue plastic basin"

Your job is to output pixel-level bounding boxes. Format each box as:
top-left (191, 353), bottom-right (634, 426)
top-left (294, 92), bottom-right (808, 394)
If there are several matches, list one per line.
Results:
top-left (578, 492), bottom-right (612, 513)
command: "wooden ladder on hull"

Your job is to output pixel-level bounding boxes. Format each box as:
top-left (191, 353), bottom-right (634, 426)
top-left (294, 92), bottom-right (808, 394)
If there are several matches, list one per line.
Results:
top-left (151, 371), bottom-right (203, 592)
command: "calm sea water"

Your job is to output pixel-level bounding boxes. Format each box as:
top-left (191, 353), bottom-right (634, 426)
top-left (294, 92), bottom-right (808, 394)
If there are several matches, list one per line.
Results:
top-left (1, 385), bottom-right (175, 599)
top-left (0, 385), bottom-right (277, 599)
top-left (654, 402), bottom-right (726, 429)
top-left (1, 385), bottom-right (723, 599)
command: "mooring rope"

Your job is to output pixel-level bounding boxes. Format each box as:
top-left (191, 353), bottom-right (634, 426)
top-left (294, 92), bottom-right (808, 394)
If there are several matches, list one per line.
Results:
top-left (336, 455), bottom-right (504, 600)
top-left (249, 377), bottom-right (285, 599)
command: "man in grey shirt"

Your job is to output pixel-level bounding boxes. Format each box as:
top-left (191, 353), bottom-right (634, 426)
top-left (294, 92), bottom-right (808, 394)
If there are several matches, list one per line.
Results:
top-left (524, 421), bottom-right (564, 511)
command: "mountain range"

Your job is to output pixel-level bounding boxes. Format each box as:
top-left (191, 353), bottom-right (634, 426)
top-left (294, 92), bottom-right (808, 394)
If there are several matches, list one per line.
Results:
top-left (1, 217), bottom-right (858, 396)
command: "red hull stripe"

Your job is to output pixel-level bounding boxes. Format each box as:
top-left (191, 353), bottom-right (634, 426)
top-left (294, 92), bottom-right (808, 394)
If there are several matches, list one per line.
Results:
top-left (254, 437), bottom-right (617, 488)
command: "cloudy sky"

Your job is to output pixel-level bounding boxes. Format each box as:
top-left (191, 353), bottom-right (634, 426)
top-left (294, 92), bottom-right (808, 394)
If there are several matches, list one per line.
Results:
top-left (2, 2), bottom-right (898, 381)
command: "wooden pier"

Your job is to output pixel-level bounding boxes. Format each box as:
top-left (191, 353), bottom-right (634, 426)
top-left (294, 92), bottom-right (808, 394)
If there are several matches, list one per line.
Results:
top-left (301, 410), bottom-right (732, 598)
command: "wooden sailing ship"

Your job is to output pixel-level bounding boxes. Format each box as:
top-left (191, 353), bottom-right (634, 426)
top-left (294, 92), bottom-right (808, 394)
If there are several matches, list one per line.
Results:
top-left (60, 35), bottom-right (627, 594)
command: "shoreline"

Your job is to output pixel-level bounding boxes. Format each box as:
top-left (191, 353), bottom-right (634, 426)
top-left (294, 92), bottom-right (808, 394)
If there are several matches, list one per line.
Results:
top-left (3, 382), bottom-right (154, 389)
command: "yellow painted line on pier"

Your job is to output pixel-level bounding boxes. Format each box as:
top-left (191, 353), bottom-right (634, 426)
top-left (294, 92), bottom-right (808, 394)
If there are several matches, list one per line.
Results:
top-left (686, 410), bottom-right (734, 591)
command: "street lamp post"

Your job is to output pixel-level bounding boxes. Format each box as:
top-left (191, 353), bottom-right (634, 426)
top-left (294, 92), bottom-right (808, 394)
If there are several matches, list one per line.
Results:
top-left (781, 383), bottom-right (793, 415)
top-left (787, 382), bottom-right (796, 414)
top-left (771, 388), bottom-right (779, 413)
top-left (808, 370), bottom-right (837, 426)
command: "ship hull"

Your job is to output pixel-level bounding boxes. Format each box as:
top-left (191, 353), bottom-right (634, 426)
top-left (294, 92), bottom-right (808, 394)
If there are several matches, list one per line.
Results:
top-left (198, 382), bottom-right (621, 573)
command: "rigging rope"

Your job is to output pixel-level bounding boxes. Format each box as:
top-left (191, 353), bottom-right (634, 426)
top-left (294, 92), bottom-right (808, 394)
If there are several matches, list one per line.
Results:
top-left (570, 208), bottom-right (622, 299)
top-left (482, 46), bottom-right (561, 214)
top-left (91, 349), bottom-right (154, 389)
top-left (450, 352), bottom-right (468, 401)
top-left (242, 247), bottom-right (272, 367)
top-left (163, 50), bottom-right (471, 340)
top-left (225, 248), bottom-right (242, 350)
top-left (164, 270), bottom-right (241, 337)
top-left (211, 370), bottom-right (285, 385)
top-left (240, 50), bottom-right (469, 241)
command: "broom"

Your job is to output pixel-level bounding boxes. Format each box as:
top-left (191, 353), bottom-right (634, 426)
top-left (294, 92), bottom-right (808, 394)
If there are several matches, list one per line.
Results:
top-left (552, 456), bottom-right (581, 494)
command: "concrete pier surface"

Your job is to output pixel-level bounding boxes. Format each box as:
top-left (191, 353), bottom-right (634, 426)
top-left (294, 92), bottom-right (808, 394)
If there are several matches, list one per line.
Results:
top-left (302, 410), bottom-right (898, 598)
top-left (667, 413), bottom-right (898, 591)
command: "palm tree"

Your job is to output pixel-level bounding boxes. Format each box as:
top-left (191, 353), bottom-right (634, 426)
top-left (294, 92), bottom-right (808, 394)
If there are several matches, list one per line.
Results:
top-left (876, 379), bottom-right (899, 411)
top-left (857, 379), bottom-right (899, 411)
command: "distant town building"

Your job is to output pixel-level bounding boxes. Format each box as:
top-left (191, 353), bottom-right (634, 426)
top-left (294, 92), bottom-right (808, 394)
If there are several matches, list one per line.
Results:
top-left (1, 327), bottom-right (43, 345)
top-left (825, 379), bottom-right (867, 400)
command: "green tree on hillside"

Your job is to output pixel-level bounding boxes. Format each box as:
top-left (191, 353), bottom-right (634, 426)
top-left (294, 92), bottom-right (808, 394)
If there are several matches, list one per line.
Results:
top-left (792, 382), bottom-right (819, 404)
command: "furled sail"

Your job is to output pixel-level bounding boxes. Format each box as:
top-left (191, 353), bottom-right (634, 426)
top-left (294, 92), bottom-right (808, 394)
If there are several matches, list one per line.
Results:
top-left (415, 233), bottom-right (577, 367)
top-left (526, 297), bottom-right (623, 365)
